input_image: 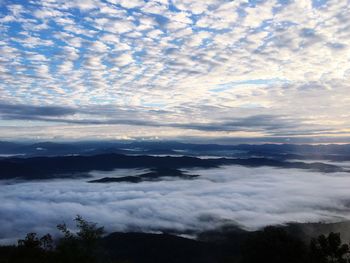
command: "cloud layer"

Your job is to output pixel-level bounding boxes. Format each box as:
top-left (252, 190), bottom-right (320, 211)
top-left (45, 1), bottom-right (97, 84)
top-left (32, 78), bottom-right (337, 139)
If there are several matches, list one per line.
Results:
top-left (1, 165), bottom-right (350, 244)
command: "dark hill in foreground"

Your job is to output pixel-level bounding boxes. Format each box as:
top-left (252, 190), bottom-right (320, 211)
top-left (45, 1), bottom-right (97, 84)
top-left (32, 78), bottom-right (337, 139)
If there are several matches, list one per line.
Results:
top-left (2, 220), bottom-right (350, 263)
top-left (101, 232), bottom-right (219, 263)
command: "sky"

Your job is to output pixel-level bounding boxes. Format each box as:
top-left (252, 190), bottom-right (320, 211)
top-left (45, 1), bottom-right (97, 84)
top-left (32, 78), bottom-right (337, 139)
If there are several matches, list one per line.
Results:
top-left (0, 0), bottom-right (349, 143)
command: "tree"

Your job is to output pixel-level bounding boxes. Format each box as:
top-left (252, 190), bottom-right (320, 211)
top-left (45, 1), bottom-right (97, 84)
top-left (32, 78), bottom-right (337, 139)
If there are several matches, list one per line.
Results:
top-left (56, 215), bottom-right (105, 263)
top-left (4, 217), bottom-right (127, 263)
top-left (241, 226), bottom-right (308, 263)
top-left (14, 233), bottom-right (54, 263)
top-left (17, 233), bottom-right (42, 249)
top-left (310, 232), bottom-right (349, 263)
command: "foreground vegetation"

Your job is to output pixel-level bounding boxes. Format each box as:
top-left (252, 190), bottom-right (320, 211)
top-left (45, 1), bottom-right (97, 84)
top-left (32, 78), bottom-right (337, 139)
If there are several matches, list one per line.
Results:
top-left (1, 216), bottom-right (350, 263)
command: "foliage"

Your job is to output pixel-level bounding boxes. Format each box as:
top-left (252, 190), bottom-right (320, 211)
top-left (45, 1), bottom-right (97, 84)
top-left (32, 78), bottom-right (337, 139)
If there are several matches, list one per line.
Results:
top-left (55, 215), bottom-right (105, 263)
top-left (18, 233), bottom-right (53, 250)
top-left (2, 219), bottom-right (350, 263)
top-left (0, 216), bottom-right (106, 263)
top-left (240, 226), bottom-right (308, 263)
top-left (309, 232), bottom-right (350, 263)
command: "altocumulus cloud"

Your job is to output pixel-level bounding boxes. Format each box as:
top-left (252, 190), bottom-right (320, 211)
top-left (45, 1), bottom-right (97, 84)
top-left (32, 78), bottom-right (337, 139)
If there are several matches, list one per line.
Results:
top-left (1, 165), bottom-right (350, 244)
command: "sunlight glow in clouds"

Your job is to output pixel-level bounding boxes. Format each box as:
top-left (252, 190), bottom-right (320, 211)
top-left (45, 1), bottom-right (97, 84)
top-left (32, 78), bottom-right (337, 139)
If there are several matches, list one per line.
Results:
top-left (0, 0), bottom-right (349, 141)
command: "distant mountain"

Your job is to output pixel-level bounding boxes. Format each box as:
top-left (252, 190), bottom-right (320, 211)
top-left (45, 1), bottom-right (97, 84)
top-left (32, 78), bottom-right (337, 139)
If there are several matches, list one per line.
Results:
top-left (88, 167), bottom-right (199, 183)
top-left (1, 140), bottom-right (350, 161)
top-left (0, 141), bottom-right (23, 154)
top-left (0, 154), bottom-right (345, 181)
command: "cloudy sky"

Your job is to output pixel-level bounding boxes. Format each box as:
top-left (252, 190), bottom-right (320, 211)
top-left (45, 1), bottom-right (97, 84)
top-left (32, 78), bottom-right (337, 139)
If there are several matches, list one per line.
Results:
top-left (0, 0), bottom-right (349, 142)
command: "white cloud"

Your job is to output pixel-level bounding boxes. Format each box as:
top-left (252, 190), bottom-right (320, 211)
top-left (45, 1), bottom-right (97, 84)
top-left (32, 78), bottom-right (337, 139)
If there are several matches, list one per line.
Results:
top-left (172, 0), bottom-right (218, 15)
top-left (110, 0), bottom-right (145, 9)
top-left (67, 0), bottom-right (101, 11)
top-left (112, 52), bottom-right (134, 67)
top-left (58, 61), bottom-right (74, 73)
top-left (243, 1), bottom-right (275, 28)
top-left (2, 165), bottom-right (350, 243)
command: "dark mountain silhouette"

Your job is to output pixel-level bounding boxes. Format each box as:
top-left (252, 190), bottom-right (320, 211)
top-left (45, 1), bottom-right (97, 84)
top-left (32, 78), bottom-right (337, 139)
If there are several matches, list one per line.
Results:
top-left (0, 153), bottom-right (345, 181)
top-left (2, 219), bottom-right (350, 263)
top-left (2, 140), bottom-right (350, 161)
top-left (89, 176), bottom-right (143, 183)
top-left (88, 167), bottom-right (199, 183)
top-left (101, 232), bottom-right (219, 263)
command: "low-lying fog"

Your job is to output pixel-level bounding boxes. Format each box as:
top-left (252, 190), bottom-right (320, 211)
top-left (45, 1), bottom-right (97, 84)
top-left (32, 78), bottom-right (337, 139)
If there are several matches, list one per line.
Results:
top-left (1, 165), bottom-right (350, 244)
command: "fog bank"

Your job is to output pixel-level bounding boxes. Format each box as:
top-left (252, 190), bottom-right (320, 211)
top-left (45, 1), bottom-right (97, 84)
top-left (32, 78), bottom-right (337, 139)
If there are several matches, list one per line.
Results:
top-left (1, 166), bottom-right (350, 244)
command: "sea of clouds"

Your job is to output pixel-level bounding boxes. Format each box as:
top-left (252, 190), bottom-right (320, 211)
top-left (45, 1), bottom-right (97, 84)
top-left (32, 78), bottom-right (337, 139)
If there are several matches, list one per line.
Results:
top-left (1, 165), bottom-right (350, 244)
